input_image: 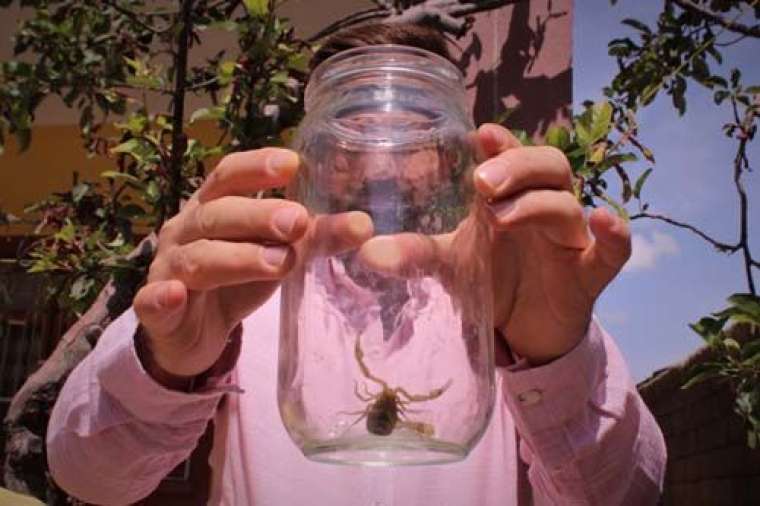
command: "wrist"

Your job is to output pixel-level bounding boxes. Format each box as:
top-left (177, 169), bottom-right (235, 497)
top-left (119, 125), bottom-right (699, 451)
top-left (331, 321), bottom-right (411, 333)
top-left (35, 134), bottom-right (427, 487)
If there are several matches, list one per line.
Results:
top-left (498, 315), bottom-right (591, 367)
top-left (134, 325), bottom-right (195, 391)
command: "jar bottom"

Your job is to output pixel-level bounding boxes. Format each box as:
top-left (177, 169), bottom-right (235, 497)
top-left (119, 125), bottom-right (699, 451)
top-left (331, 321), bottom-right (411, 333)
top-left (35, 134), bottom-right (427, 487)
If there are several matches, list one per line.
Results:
top-left (302, 434), bottom-right (468, 466)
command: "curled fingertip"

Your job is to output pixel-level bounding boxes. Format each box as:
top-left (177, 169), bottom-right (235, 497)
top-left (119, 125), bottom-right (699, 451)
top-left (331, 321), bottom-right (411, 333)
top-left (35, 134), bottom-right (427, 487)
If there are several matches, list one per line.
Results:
top-left (158, 280), bottom-right (186, 311)
top-left (360, 236), bottom-right (403, 273)
top-left (263, 245), bottom-right (291, 268)
top-left (266, 149), bottom-right (300, 177)
top-left (347, 211), bottom-right (374, 241)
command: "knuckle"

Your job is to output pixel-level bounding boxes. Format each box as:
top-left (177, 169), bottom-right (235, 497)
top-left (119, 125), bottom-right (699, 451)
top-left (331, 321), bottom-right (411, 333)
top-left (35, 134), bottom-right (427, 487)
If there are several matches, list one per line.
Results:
top-left (172, 244), bottom-right (204, 281)
top-left (147, 258), bottom-right (165, 283)
top-left (158, 216), bottom-right (180, 247)
top-left (544, 145), bottom-right (572, 176)
top-left (195, 204), bottom-right (216, 238)
top-left (560, 193), bottom-right (584, 221)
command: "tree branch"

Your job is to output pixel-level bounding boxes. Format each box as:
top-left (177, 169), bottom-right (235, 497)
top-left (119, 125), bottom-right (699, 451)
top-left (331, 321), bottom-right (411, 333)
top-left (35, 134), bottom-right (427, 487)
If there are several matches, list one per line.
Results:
top-left (630, 212), bottom-right (740, 253)
top-left (165, 0), bottom-right (193, 222)
top-left (671, 0), bottom-right (760, 38)
top-left (102, 0), bottom-right (173, 34)
top-left (308, 0), bottom-right (525, 42)
top-left (730, 95), bottom-right (757, 295)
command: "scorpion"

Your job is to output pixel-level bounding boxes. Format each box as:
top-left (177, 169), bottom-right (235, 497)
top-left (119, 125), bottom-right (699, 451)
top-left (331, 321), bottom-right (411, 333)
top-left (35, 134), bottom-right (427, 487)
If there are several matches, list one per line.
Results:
top-left (343, 333), bottom-right (452, 437)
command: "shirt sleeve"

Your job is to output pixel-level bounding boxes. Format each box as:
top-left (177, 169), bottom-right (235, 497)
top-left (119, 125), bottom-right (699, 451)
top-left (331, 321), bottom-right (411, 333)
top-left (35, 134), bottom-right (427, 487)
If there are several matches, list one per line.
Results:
top-left (46, 307), bottom-right (240, 506)
top-left (501, 317), bottom-right (667, 505)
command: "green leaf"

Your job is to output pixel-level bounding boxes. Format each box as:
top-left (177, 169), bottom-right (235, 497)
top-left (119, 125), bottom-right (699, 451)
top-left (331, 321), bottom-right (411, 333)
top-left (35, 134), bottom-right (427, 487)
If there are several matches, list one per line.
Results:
top-left (633, 168), bottom-right (653, 199)
top-left (287, 52), bottom-right (309, 73)
top-left (244, 0), bottom-right (268, 17)
top-left (56, 220), bottom-right (77, 242)
top-left (71, 183), bottom-right (89, 203)
top-left (741, 339), bottom-right (760, 361)
top-left (714, 90), bottom-right (730, 105)
top-left (681, 370), bottom-right (716, 390)
top-left (206, 20), bottom-right (239, 31)
top-left (546, 125), bottom-right (571, 150)
top-left (689, 315), bottom-right (728, 342)
top-left (590, 101), bottom-right (613, 142)
top-left (110, 138), bottom-right (155, 164)
top-left (270, 70), bottom-right (289, 85)
top-left (145, 180), bottom-right (161, 203)
top-left (189, 106), bottom-right (225, 124)
top-left (218, 60), bottom-right (237, 85)
top-left (714, 294), bottom-right (760, 323)
top-left (731, 68), bottom-right (742, 88)
top-left (747, 86), bottom-right (760, 95)
top-left (621, 18), bottom-right (651, 34)
top-left (101, 171), bottom-right (140, 184)
top-left (723, 338), bottom-right (741, 353)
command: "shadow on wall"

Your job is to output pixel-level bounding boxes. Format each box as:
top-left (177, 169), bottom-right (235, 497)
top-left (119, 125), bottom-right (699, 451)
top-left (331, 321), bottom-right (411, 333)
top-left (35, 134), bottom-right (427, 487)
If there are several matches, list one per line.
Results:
top-left (460, 0), bottom-right (571, 136)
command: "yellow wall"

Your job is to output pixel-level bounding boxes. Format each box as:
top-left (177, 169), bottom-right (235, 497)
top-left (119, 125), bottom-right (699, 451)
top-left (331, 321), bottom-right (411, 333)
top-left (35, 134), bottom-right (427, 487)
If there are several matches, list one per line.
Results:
top-left (0, 122), bottom-right (221, 236)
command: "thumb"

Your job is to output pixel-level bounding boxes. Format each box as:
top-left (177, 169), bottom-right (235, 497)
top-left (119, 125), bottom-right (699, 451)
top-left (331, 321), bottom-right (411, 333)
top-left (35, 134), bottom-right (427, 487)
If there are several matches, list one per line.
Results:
top-left (582, 207), bottom-right (632, 295)
top-left (133, 279), bottom-right (188, 338)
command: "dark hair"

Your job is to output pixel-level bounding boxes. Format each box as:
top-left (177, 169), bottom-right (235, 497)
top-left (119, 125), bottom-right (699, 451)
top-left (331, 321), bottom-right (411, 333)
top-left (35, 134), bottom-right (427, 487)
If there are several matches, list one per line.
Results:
top-left (310, 22), bottom-right (452, 71)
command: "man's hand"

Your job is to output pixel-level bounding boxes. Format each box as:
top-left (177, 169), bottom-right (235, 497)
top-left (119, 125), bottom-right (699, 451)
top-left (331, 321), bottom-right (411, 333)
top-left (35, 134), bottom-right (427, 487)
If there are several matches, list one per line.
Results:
top-left (473, 123), bottom-right (632, 365)
top-left (133, 148), bottom-right (372, 382)
top-left (357, 124), bottom-right (632, 366)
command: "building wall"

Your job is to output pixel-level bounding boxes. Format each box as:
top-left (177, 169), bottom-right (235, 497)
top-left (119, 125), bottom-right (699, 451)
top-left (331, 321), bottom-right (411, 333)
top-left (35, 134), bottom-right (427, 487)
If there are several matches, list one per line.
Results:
top-left (0, 0), bottom-right (572, 234)
top-left (637, 324), bottom-right (760, 505)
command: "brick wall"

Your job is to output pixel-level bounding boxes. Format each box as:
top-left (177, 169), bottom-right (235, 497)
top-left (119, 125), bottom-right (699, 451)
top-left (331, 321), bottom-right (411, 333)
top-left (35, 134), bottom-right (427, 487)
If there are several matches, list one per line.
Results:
top-left (637, 325), bottom-right (760, 506)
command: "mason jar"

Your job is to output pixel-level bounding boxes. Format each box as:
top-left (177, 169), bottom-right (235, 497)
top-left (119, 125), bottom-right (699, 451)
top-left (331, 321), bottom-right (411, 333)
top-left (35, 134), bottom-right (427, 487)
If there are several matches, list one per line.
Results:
top-left (279, 44), bottom-right (494, 466)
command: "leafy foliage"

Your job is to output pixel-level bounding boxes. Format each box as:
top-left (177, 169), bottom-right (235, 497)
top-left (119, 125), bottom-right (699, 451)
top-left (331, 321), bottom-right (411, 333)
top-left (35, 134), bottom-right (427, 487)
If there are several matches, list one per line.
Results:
top-left (605, 0), bottom-right (760, 449)
top-left (684, 295), bottom-right (760, 449)
top-left (0, 0), bottom-right (311, 317)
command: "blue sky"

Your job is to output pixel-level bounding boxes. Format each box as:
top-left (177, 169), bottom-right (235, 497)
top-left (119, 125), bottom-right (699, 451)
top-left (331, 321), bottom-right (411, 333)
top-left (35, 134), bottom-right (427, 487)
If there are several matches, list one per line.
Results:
top-left (574, 1), bottom-right (760, 381)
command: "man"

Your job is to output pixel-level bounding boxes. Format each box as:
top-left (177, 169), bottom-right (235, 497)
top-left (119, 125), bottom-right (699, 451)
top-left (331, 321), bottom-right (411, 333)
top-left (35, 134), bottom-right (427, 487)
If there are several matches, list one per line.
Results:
top-left (47, 23), bottom-right (666, 505)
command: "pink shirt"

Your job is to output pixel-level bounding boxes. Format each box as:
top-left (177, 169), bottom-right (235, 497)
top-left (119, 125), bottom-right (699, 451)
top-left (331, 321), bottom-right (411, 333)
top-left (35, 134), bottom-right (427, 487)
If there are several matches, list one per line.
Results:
top-left (47, 288), bottom-right (666, 505)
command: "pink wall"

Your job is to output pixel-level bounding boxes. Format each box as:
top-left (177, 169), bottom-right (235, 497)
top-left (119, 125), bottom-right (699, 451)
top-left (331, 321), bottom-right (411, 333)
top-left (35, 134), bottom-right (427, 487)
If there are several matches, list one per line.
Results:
top-left (0, 0), bottom-right (571, 134)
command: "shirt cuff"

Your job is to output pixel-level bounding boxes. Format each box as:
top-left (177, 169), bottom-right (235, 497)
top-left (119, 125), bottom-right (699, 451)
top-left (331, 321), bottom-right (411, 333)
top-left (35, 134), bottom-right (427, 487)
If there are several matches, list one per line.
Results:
top-left (95, 309), bottom-right (241, 426)
top-left (501, 316), bottom-right (605, 433)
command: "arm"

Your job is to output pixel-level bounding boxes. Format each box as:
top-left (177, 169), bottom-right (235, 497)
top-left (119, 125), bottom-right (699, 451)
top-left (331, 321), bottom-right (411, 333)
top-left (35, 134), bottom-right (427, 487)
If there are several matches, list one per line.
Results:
top-left (502, 318), bottom-right (666, 505)
top-left (46, 308), bottom-right (240, 506)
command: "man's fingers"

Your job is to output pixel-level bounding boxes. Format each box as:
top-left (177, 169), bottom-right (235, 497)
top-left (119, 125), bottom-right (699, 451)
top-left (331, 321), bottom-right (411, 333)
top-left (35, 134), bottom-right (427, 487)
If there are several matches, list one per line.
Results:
top-left (308, 211), bottom-right (374, 257)
top-left (176, 197), bottom-right (308, 245)
top-left (582, 207), bottom-right (632, 294)
top-left (197, 148), bottom-right (299, 203)
top-left (474, 145), bottom-right (572, 199)
top-left (151, 240), bottom-right (295, 291)
top-left (488, 189), bottom-right (590, 250)
top-left (133, 280), bottom-right (188, 336)
top-left (357, 232), bottom-right (453, 278)
top-left (475, 123), bottom-right (522, 160)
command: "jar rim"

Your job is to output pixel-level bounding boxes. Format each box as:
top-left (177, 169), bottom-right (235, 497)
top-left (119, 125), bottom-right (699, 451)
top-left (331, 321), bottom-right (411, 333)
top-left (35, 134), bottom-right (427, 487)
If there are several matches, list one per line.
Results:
top-left (305, 44), bottom-right (465, 110)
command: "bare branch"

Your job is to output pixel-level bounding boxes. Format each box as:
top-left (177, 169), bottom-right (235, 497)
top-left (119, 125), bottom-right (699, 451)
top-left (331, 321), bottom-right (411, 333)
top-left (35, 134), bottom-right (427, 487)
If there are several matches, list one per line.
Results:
top-left (671, 0), bottom-right (760, 38)
top-left (630, 212), bottom-right (740, 253)
top-left (308, 0), bottom-right (525, 42)
top-left (730, 96), bottom-right (757, 295)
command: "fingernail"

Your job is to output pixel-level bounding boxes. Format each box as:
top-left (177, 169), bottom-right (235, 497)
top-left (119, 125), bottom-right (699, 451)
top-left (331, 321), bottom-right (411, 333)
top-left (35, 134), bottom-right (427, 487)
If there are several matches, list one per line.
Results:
top-left (477, 160), bottom-right (507, 191)
top-left (490, 198), bottom-right (516, 217)
top-left (273, 207), bottom-right (301, 236)
top-left (267, 151), bottom-right (299, 175)
top-left (263, 246), bottom-right (289, 267)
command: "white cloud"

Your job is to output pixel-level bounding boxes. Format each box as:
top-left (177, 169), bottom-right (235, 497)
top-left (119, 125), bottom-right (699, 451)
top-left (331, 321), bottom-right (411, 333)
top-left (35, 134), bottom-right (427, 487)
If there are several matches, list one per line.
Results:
top-left (623, 231), bottom-right (680, 272)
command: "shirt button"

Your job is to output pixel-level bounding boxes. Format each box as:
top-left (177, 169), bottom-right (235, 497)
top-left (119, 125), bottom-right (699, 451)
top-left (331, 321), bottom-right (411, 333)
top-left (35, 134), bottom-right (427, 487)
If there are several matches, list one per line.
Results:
top-left (517, 389), bottom-right (543, 406)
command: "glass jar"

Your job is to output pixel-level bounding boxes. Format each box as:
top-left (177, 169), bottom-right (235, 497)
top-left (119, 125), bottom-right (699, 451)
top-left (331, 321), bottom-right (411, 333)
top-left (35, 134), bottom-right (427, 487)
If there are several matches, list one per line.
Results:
top-left (279, 45), bottom-right (494, 466)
